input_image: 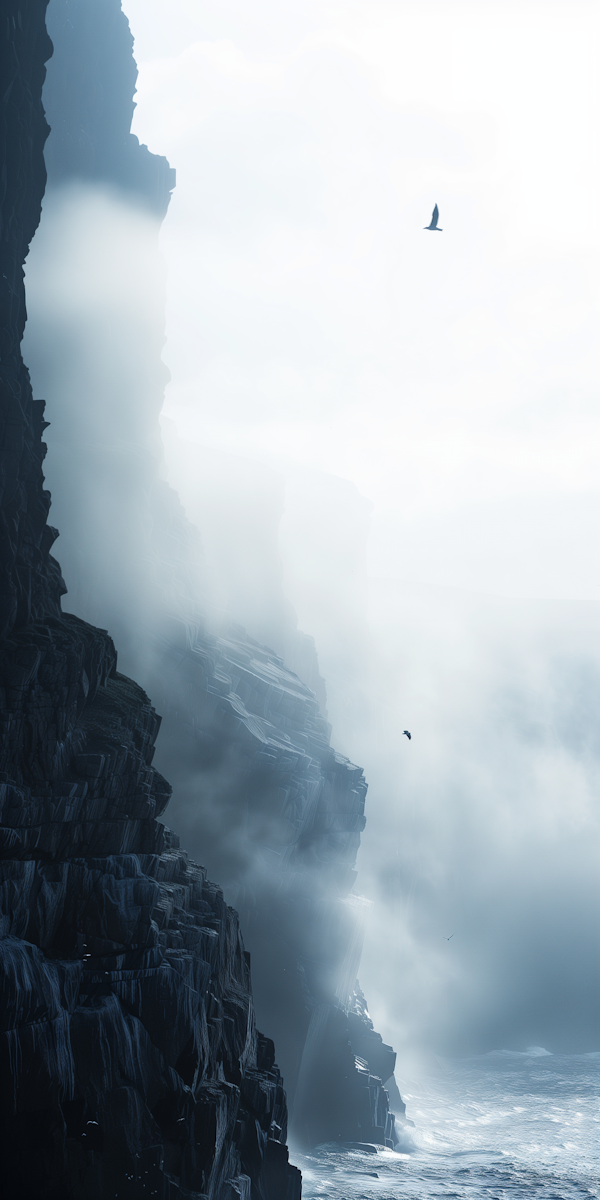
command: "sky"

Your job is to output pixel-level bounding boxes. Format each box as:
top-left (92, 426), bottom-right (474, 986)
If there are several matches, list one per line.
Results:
top-left (30, 0), bottom-right (600, 1067)
top-left (124, 0), bottom-right (599, 598)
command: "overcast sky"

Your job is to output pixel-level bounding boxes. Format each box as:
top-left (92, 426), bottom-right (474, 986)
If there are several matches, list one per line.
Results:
top-left (124, 0), bottom-right (599, 597)
top-left (119, 0), bottom-right (599, 1064)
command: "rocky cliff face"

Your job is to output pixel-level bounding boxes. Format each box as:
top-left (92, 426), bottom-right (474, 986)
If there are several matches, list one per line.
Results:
top-left (13, 0), bottom-right (407, 1171)
top-left (0, 2), bottom-right (63, 638)
top-left (152, 623), bottom-right (402, 1151)
top-left (0, 4), bottom-right (301, 1196)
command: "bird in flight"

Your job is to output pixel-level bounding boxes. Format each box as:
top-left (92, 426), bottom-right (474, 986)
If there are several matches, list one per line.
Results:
top-left (424, 204), bottom-right (442, 231)
top-left (443, 934), bottom-right (454, 941)
top-left (403, 730), bottom-right (411, 740)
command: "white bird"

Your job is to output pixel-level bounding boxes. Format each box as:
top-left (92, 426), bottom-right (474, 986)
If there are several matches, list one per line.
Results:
top-left (443, 934), bottom-right (454, 941)
top-left (424, 204), bottom-right (443, 231)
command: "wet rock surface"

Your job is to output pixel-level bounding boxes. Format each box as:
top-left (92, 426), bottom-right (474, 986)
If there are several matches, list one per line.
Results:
top-left (0, 839), bottom-right (301, 1198)
top-left (0, 625), bottom-right (302, 1198)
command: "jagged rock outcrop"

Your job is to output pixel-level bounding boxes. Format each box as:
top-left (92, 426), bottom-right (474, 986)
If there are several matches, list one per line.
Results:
top-left (20, 0), bottom-right (407, 1157)
top-left (0, 4), bottom-right (301, 1196)
top-left (0, 642), bottom-right (301, 1197)
top-left (151, 620), bottom-right (403, 1146)
top-left (0, 2), bottom-right (64, 639)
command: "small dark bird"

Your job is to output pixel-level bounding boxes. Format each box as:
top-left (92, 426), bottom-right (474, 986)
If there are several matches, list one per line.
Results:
top-left (403, 730), bottom-right (411, 740)
top-left (424, 203), bottom-right (442, 231)
top-left (443, 934), bottom-right (454, 941)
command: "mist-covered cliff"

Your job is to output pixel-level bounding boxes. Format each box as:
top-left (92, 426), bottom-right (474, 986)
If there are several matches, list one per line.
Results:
top-left (0, 4), bottom-right (301, 1196)
top-left (27, 0), bottom-right (407, 1151)
top-left (0, 8), bottom-right (407, 1199)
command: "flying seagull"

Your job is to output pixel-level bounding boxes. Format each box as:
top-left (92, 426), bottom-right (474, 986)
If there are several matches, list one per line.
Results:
top-left (424, 204), bottom-right (442, 231)
top-left (443, 934), bottom-right (454, 941)
top-left (403, 730), bottom-right (411, 740)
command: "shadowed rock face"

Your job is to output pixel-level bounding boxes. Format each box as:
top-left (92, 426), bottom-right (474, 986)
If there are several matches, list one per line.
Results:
top-left (0, 3), bottom-right (64, 638)
top-left (0, 4), bottom-right (300, 1196)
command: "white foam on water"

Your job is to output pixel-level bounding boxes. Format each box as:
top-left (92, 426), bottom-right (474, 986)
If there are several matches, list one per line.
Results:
top-left (294, 1052), bottom-right (599, 1199)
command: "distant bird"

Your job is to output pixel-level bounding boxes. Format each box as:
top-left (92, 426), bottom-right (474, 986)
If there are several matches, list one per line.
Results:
top-left (403, 730), bottom-right (411, 740)
top-left (443, 934), bottom-right (454, 941)
top-left (424, 203), bottom-right (442, 231)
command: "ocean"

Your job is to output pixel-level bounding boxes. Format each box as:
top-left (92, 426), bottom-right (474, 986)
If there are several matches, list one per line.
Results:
top-left (294, 1050), bottom-right (599, 1199)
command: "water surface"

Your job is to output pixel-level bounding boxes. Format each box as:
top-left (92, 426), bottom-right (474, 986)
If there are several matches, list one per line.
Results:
top-left (295, 1051), bottom-right (598, 1199)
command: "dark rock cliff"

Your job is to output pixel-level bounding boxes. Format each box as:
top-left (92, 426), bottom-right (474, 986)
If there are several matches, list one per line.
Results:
top-left (0, 4), bottom-right (301, 1196)
top-left (0, 2), bottom-right (63, 638)
top-left (15, 0), bottom-right (408, 1169)
top-left (35, 0), bottom-right (406, 1151)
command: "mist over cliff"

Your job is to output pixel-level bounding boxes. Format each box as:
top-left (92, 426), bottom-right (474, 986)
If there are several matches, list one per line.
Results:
top-left (18, 0), bottom-right (410, 1164)
top-left (0, 3), bottom-right (306, 1195)
top-left (121, 0), bottom-right (599, 1069)
top-left (20, 0), bottom-right (600, 1121)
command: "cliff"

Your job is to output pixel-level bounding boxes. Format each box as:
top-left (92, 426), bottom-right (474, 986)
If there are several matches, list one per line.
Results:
top-left (1, 10), bottom-right (408, 1198)
top-left (29, 0), bottom-right (406, 1151)
top-left (0, 4), bottom-right (300, 1196)
top-left (0, 1), bottom-right (64, 636)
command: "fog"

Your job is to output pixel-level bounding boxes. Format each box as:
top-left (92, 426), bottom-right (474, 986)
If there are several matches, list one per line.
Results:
top-left (124, 0), bottom-right (599, 595)
top-left (26, 0), bottom-right (599, 1070)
